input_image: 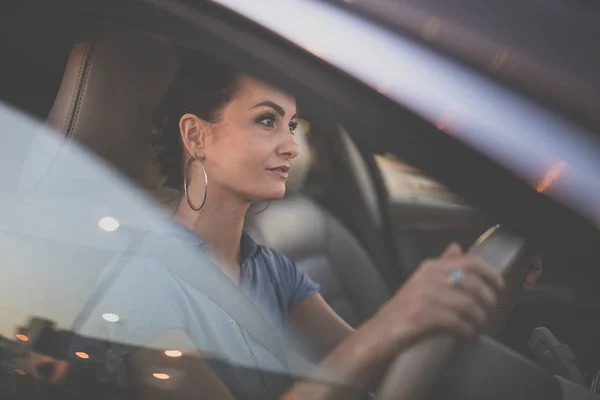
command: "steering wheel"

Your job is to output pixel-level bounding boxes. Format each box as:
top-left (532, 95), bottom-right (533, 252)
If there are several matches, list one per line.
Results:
top-left (377, 225), bottom-right (532, 399)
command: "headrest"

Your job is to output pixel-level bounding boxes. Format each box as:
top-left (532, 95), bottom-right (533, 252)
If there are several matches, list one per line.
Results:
top-left (46, 27), bottom-right (180, 193)
top-left (47, 26), bottom-right (312, 205)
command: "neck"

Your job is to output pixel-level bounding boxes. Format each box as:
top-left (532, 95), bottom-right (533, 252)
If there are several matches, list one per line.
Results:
top-left (173, 187), bottom-right (250, 282)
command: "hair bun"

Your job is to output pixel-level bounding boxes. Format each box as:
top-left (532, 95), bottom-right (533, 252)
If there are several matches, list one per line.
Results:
top-left (149, 55), bottom-right (238, 190)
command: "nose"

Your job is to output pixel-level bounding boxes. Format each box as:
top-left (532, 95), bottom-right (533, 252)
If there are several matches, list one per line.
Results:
top-left (277, 133), bottom-right (300, 160)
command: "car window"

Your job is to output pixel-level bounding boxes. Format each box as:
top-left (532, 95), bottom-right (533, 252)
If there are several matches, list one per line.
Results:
top-left (3, 2), bottom-right (600, 399)
top-left (0, 95), bottom-right (553, 400)
top-left (0, 102), bottom-right (305, 399)
top-left (375, 154), bottom-right (461, 203)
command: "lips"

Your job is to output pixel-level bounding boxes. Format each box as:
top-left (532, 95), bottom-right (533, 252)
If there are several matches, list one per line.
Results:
top-left (267, 165), bottom-right (290, 179)
top-left (267, 166), bottom-right (290, 173)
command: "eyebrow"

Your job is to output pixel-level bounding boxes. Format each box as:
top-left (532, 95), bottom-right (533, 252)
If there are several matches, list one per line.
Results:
top-left (251, 101), bottom-right (297, 119)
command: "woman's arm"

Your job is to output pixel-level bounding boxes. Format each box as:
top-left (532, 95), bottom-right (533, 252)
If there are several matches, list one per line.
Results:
top-left (288, 296), bottom-right (391, 398)
top-left (289, 294), bottom-right (355, 362)
top-left (283, 244), bottom-right (506, 400)
top-left (287, 291), bottom-right (414, 398)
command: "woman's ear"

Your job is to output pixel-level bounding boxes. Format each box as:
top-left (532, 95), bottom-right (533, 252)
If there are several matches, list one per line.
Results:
top-left (179, 113), bottom-right (210, 158)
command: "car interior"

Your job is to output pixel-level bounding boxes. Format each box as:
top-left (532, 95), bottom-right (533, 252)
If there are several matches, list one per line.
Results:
top-left (3, 2), bottom-right (600, 399)
top-left (43, 25), bottom-right (395, 331)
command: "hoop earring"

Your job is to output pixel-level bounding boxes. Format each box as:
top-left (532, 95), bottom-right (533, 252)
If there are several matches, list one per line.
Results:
top-left (247, 201), bottom-right (271, 215)
top-left (184, 157), bottom-right (208, 211)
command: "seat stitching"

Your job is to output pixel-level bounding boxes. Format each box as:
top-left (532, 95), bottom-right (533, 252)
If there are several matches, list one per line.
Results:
top-left (68, 38), bottom-right (96, 139)
top-left (32, 37), bottom-right (98, 193)
top-left (62, 41), bottom-right (89, 136)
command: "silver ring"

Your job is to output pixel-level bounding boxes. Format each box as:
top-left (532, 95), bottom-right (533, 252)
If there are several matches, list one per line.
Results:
top-left (447, 268), bottom-right (465, 287)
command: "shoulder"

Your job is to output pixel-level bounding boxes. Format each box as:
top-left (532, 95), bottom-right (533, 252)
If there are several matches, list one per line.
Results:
top-left (252, 244), bottom-right (319, 307)
top-left (241, 230), bottom-right (296, 273)
top-left (255, 244), bottom-right (293, 264)
top-left (252, 244), bottom-right (299, 277)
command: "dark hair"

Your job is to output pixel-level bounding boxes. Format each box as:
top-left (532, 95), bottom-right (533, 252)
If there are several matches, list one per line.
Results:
top-left (151, 55), bottom-right (239, 189)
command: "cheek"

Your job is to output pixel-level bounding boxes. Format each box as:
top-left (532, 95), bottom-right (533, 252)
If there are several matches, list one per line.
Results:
top-left (211, 139), bottom-right (266, 182)
top-left (211, 128), bottom-right (259, 166)
top-left (232, 133), bottom-right (273, 168)
top-left (209, 125), bottom-right (283, 195)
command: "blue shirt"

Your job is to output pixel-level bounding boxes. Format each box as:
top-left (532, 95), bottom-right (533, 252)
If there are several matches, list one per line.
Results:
top-left (72, 222), bottom-right (320, 399)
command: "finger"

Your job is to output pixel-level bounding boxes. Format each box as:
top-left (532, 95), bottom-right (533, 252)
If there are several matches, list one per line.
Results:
top-left (532, 250), bottom-right (543, 271)
top-left (530, 260), bottom-right (543, 274)
top-left (427, 304), bottom-right (478, 339)
top-left (524, 270), bottom-right (542, 290)
top-left (440, 242), bottom-right (463, 259)
top-left (457, 273), bottom-right (498, 314)
top-left (437, 289), bottom-right (489, 332)
top-left (457, 256), bottom-right (505, 294)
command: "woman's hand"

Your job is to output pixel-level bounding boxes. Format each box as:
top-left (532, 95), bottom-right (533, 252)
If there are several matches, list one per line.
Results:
top-left (523, 251), bottom-right (543, 291)
top-left (283, 243), bottom-right (506, 400)
top-left (361, 243), bottom-right (505, 358)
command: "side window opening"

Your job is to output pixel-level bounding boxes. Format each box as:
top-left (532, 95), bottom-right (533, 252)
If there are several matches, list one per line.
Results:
top-left (375, 153), bottom-right (463, 204)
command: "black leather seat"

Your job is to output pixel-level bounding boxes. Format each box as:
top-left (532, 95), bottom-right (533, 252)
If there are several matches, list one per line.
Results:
top-left (47, 26), bottom-right (390, 327)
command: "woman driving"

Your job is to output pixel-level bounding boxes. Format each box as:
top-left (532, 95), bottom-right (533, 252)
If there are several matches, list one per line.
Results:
top-left (138, 54), bottom-right (508, 399)
top-left (58, 54), bottom-right (544, 400)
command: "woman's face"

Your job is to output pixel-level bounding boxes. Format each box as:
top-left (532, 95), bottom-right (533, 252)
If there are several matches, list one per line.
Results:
top-left (196, 75), bottom-right (299, 202)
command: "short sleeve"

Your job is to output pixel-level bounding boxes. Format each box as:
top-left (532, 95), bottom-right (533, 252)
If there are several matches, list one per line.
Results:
top-left (277, 254), bottom-right (320, 310)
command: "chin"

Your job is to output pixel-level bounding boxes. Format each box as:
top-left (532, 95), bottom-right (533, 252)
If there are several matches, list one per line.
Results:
top-left (250, 186), bottom-right (286, 201)
top-left (263, 189), bottom-right (286, 201)
top-left (241, 179), bottom-right (287, 202)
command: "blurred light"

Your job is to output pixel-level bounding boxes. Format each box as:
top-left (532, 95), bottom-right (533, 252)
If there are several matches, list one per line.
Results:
top-left (99, 217), bottom-right (120, 232)
top-left (423, 17), bottom-right (440, 40)
top-left (490, 49), bottom-right (509, 72)
top-left (153, 373), bottom-right (171, 380)
top-left (297, 118), bottom-right (311, 134)
top-left (376, 85), bottom-right (389, 95)
top-left (306, 46), bottom-right (322, 57)
top-left (16, 334), bottom-right (28, 342)
top-left (102, 313), bottom-right (120, 322)
top-left (14, 369), bottom-right (26, 375)
top-left (435, 102), bottom-right (462, 133)
top-left (343, 0), bottom-right (353, 3)
top-left (75, 352), bottom-right (90, 359)
top-left (537, 161), bottom-right (567, 193)
top-left (165, 350), bottom-right (183, 358)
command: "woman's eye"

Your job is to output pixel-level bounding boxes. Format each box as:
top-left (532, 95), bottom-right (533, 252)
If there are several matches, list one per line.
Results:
top-left (289, 122), bottom-right (298, 134)
top-left (258, 116), bottom-right (276, 128)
